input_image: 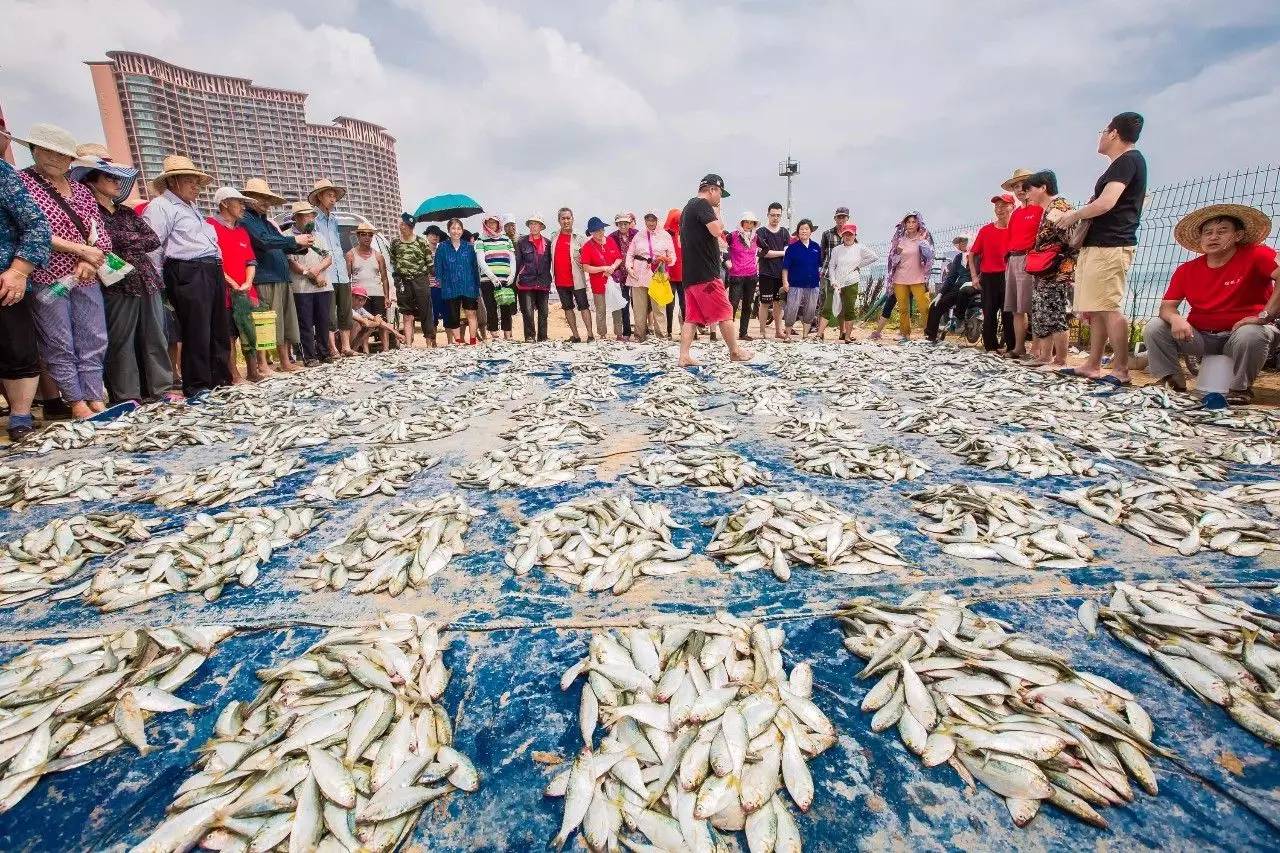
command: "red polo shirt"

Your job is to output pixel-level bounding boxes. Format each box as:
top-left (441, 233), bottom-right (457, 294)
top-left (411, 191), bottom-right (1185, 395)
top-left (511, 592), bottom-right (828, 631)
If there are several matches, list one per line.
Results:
top-left (969, 223), bottom-right (1011, 274)
top-left (1164, 243), bottom-right (1277, 331)
top-left (1006, 204), bottom-right (1043, 253)
top-left (208, 217), bottom-right (259, 307)
top-left (554, 232), bottom-right (574, 288)
top-left (580, 237), bottom-right (621, 294)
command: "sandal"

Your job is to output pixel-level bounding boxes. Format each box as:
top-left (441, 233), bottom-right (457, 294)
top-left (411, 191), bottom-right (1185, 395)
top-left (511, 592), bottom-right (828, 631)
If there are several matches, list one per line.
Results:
top-left (1226, 389), bottom-right (1254, 406)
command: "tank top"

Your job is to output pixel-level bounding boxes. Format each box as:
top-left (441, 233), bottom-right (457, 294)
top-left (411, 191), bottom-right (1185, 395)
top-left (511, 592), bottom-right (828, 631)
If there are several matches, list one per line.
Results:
top-left (350, 249), bottom-right (383, 297)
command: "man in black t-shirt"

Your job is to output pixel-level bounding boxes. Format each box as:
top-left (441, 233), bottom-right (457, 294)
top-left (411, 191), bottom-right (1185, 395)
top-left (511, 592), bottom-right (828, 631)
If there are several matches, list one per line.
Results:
top-left (755, 202), bottom-right (790, 338)
top-left (677, 174), bottom-right (753, 366)
top-left (1058, 111), bottom-right (1148, 385)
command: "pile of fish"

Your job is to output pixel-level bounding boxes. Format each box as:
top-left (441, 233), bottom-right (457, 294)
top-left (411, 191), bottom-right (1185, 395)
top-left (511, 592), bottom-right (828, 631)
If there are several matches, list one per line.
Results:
top-left (143, 455), bottom-right (305, 509)
top-left (910, 484), bottom-right (1095, 570)
top-left (301, 448), bottom-right (438, 502)
top-left (549, 613), bottom-right (832, 851)
top-left (113, 422), bottom-right (234, 453)
top-left (706, 492), bottom-right (904, 580)
top-left (652, 412), bottom-right (734, 447)
top-left (0, 513), bottom-right (162, 607)
top-left (1054, 428), bottom-right (1229, 482)
top-left (135, 614), bottom-right (479, 853)
top-left (8, 419), bottom-right (117, 454)
top-left (792, 441), bottom-right (929, 482)
top-left (884, 408), bottom-right (975, 438)
top-left (560, 370), bottom-right (622, 402)
top-left (1193, 407), bottom-right (1280, 438)
top-left (1217, 481), bottom-right (1280, 518)
top-left (828, 388), bottom-right (900, 411)
top-left (299, 494), bottom-right (477, 595)
top-left (839, 591), bottom-right (1168, 829)
top-left (772, 410), bottom-right (863, 443)
top-left (451, 442), bottom-right (588, 489)
top-left (508, 495), bottom-right (693, 594)
top-left (0, 624), bottom-right (233, 814)
top-left (199, 398), bottom-right (317, 427)
top-left (1056, 480), bottom-right (1280, 557)
top-left (1092, 409), bottom-right (1199, 441)
top-left (939, 432), bottom-right (1112, 479)
top-left (626, 449), bottom-right (771, 492)
top-left (501, 416), bottom-right (604, 447)
top-left (86, 506), bottom-right (320, 611)
top-left (361, 407), bottom-right (469, 445)
top-left (1208, 439), bottom-right (1279, 466)
top-left (243, 420), bottom-right (349, 455)
top-left (514, 396), bottom-right (599, 424)
top-left (1095, 581), bottom-right (1280, 745)
top-left (0, 458), bottom-right (150, 510)
top-left (476, 372), bottom-right (539, 401)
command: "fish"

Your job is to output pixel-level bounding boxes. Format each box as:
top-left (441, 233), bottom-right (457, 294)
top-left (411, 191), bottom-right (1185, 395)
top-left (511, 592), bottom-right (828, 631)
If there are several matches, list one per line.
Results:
top-left (651, 413), bottom-right (734, 447)
top-left (548, 614), bottom-right (829, 851)
top-left (0, 625), bottom-right (231, 814)
top-left (451, 442), bottom-right (588, 490)
top-left (300, 448), bottom-right (438, 502)
top-left (301, 495), bottom-right (477, 596)
top-left (837, 591), bottom-right (1169, 829)
top-left (142, 455), bottom-right (306, 510)
top-left (0, 458), bottom-right (150, 511)
top-left (627, 449), bottom-right (772, 491)
top-left (131, 614), bottom-right (476, 852)
top-left (938, 432), bottom-right (1115, 479)
top-left (792, 441), bottom-right (929, 482)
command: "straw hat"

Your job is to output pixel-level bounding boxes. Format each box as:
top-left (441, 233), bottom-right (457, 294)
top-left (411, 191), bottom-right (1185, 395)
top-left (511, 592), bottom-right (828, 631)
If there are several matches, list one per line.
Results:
top-left (525, 214), bottom-right (547, 228)
top-left (290, 200), bottom-right (316, 216)
top-left (354, 222), bottom-right (376, 234)
top-left (307, 178), bottom-right (346, 206)
top-left (1173, 204), bottom-right (1272, 254)
top-left (152, 154), bottom-right (212, 193)
top-left (1000, 168), bottom-right (1035, 192)
top-left (5, 123), bottom-right (79, 158)
top-left (241, 178), bottom-right (285, 207)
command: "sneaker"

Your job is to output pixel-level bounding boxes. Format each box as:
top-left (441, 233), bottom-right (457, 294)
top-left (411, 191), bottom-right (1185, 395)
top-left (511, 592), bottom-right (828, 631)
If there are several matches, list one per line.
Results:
top-left (6, 424), bottom-right (33, 443)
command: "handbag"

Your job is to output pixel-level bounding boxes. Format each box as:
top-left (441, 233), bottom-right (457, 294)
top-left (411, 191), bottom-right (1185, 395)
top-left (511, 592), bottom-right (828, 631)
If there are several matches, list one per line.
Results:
top-left (648, 267), bottom-right (674, 306)
top-left (603, 277), bottom-right (627, 313)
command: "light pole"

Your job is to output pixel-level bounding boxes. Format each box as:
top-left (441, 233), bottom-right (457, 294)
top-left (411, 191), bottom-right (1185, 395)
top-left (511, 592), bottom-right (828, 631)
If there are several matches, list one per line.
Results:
top-left (778, 156), bottom-right (799, 227)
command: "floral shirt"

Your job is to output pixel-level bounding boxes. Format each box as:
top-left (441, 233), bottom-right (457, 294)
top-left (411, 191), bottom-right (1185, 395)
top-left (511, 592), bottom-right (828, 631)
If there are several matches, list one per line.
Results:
top-left (19, 168), bottom-right (111, 286)
top-left (390, 235), bottom-right (433, 280)
top-left (1030, 196), bottom-right (1078, 284)
top-left (0, 160), bottom-right (50, 274)
top-left (98, 203), bottom-right (162, 297)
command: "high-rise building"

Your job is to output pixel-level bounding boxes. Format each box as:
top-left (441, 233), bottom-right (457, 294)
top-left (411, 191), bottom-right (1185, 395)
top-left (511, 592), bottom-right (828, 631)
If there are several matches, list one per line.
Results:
top-left (86, 51), bottom-right (402, 233)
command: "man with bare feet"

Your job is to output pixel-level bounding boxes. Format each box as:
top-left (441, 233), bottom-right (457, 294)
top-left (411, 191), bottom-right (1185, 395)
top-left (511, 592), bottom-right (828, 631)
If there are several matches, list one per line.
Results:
top-left (677, 174), bottom-right (753, 366)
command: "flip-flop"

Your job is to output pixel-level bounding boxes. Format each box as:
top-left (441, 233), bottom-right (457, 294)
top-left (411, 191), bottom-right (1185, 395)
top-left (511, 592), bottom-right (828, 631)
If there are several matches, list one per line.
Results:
top-left (1057, 367), bottom-right (1084, 377)
top-left (1094, 374), bottom-right (1132, 387)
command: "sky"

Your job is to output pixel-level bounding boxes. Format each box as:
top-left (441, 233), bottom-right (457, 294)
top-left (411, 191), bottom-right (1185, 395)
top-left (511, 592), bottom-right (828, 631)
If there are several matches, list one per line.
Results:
top-left (5, 0), bottom-right (1280, 240)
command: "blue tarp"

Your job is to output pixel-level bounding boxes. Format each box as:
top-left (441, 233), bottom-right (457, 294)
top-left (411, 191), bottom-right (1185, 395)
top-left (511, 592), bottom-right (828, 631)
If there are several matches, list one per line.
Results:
top-left (0, 354), bottom-right (1276, 851)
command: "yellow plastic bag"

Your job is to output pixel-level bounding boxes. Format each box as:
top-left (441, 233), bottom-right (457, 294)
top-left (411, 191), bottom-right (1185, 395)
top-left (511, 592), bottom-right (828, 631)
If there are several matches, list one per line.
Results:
top-left (648, 268), bottom-right (674, 307)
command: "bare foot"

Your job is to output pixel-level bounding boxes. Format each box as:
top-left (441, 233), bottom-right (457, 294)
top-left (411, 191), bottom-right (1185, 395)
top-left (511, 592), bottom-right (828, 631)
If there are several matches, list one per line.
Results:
top-left (87, 400), bottom-right (106, 413)
top-left (678, 355), bottom-right (702, 367)
top-left (70, 401), bottom-right (93, 419)
top-left (730, 347), bottom-right (754, 362)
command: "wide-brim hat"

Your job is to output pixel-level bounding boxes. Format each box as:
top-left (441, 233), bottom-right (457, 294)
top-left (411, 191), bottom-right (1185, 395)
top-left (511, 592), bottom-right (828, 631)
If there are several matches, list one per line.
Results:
top-left (585, 216), bottom-right (609, 234)
top-left (355, 222), bottom-right (376, 234)
top-left (1174, 204), bottom-right (1272, 254)
top-left (526, 214), bottom-right (547, 228)
top-left (152, 154), bottom-right (212, 193)
top-left (241, 177), bottom-right (285, 206)
top-left (68, 143), bottom-right (139, 203)
top-left (1000, 168), bottom-right (1035, 192)
top-left (291, 200), bottom-right (316, 216)
top-left (4, 123), bottom-right (79, 158)
top-left (307, 179), bottom-right (346, 206)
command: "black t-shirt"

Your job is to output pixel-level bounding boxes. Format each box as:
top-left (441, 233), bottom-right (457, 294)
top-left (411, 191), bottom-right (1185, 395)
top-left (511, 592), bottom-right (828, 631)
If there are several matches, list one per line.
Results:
top-left (756, 225), bottom-right (790, 278)
top-left (679, 196), bottom-right (722, 284)
top-left (1084, 149), bottom-right (1147, 248)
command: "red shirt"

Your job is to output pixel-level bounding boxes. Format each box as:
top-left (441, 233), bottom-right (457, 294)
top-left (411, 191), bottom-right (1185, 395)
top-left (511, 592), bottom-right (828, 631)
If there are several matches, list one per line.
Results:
top-left (1164, 243), bottom-right (1277, 331)
top-left (969, 223), bottom-right (1010, 274)
top-left (208, 217), bottom-right (259, 307)
top-left (1006, 204), bottom-right (1043, 253)
top-left (553, 232), bottom-right (574, 288)
top-left (580, 237), bottom-right (621, 294)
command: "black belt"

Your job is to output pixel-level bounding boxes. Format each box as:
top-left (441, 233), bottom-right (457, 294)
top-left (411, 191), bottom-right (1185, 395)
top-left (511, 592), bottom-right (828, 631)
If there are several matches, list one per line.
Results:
top-left (166, 255), bottom-right (221, 266)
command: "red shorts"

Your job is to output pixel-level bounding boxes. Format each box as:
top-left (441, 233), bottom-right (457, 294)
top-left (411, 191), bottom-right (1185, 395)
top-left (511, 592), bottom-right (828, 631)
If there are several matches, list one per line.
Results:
top-left (682, 278), bottom-right (732, 325)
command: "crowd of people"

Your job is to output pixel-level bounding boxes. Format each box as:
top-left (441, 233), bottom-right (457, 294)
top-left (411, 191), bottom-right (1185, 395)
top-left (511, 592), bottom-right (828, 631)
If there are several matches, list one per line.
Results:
top-left (2, 110), bottom-right (1279, 442)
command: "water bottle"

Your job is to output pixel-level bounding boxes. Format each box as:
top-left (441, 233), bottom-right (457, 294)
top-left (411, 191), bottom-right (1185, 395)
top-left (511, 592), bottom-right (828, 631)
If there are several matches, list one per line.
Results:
top-left (33, 279), bottom-right (72, 305)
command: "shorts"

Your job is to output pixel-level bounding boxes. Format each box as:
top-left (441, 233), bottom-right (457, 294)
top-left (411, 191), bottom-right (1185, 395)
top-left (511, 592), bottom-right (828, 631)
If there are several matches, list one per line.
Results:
top-left (1073, 245), bottom-right (1134, 313)
top-left (556, 286), bottom-right (589, 312)
top-left (366, 295), bottom-right (386, 318)
top-left (682, 278), bottom-right (733, 326)
top-left (757, 275), bottom-right (782, 304)
top-left (1003, 254), bottom-right (1034, 313)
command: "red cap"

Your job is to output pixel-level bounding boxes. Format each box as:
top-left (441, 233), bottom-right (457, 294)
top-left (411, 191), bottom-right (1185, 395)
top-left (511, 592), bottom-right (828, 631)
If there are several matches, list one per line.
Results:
top-left (351, 286), bottom-right (368, 299)
top-left (991, 193), bottom-right (1015, 205)
top-left (839, 223), bottom-right (857, 236)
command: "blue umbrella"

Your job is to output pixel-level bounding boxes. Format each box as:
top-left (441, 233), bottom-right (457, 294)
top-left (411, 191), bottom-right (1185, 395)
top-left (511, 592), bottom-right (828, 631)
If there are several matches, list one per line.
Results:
top-left (413, 193), bottom-right (483, 222)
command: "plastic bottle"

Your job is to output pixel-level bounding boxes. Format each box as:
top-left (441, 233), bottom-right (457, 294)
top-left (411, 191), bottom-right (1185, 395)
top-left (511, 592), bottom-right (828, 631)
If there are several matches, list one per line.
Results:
top-left (33, 280), bottom-right (71, 305)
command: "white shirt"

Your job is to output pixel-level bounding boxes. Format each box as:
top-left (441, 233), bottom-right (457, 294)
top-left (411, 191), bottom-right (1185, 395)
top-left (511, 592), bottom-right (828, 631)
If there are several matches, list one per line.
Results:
top-left (143, 190), bottom-right (220, 265)
top-left (828, 242), bottom-right (879, 287)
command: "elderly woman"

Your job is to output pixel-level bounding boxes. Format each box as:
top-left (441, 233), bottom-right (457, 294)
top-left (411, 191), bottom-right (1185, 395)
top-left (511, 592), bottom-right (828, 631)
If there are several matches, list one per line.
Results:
top-left (610, 212), bottom-right (639, 338)
top-left (514, 214), bottom-right (553, 342)
top-left (1023, 170), bottom-right (1076, 369)
top-left (436, 218), bottom-right (481, 345)
top-left (14, 124), bottom-right (112, 419)
top-left (883, 211), bottom-right (935, 341)
top-left (70, 144), bottom-right (178, 403)
top-left (475, 214), bottom-right (516, 341)
top-left (0, 158), bottom-right (52, 441)
top-left (624, 210), bottom-right (676, 342)
top-left (207, 187), bottom-right (261, 383)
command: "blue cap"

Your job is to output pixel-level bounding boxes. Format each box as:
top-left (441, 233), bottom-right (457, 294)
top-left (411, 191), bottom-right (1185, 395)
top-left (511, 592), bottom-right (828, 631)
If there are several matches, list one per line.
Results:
top-left (585, 216), bottom-right (608, 234)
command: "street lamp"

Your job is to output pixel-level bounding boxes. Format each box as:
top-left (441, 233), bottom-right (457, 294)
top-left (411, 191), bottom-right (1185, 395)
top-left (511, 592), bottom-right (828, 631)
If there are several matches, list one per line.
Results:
top-left (778, 157), bottom-right (799, 227)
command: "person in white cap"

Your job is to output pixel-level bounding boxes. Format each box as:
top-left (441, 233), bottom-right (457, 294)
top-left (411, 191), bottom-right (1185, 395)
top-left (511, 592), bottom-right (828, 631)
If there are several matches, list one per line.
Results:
top-left (624, 210), bottom-right (676, 342)
top-left (514, 214), bottom-right (553, 341)
top-left (725, 211), bottom-right (760, 341)
top-left (206, 186), bottom-right (262, 382)
top-left (240, 177), bottom-right (313, 374)
top-left (144, 154), bottom-right (228, 395)
top-left (13, 123), bottom-right (114, 419)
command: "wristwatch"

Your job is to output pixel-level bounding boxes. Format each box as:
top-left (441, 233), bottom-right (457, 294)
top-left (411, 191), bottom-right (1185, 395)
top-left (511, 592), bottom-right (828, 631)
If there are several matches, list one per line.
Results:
top-left (1260, 310), bottom-right (1274, 322)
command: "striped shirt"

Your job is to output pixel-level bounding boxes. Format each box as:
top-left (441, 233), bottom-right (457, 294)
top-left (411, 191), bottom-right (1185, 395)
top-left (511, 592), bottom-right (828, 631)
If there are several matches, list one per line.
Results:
top-left (474, 234), bottom-right (514, 285)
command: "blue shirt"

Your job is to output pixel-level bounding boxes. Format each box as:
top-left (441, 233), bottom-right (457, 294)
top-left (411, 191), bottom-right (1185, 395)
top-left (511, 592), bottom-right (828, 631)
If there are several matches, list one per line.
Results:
top-left (241, 208), bottom-right (304, 284)
top-left (782, 239), bottom-right (822, 288)
top-left (435, 240), bottom-right (480, 300)
top-left (314, 209), bottom-right (349, 284)
top-left (0, 160), bottom-right (51, 273)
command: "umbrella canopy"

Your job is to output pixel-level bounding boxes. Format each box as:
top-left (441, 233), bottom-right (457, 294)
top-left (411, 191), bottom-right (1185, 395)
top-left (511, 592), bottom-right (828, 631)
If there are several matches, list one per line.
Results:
top-left (413, 193), bottom-right (483, 222)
